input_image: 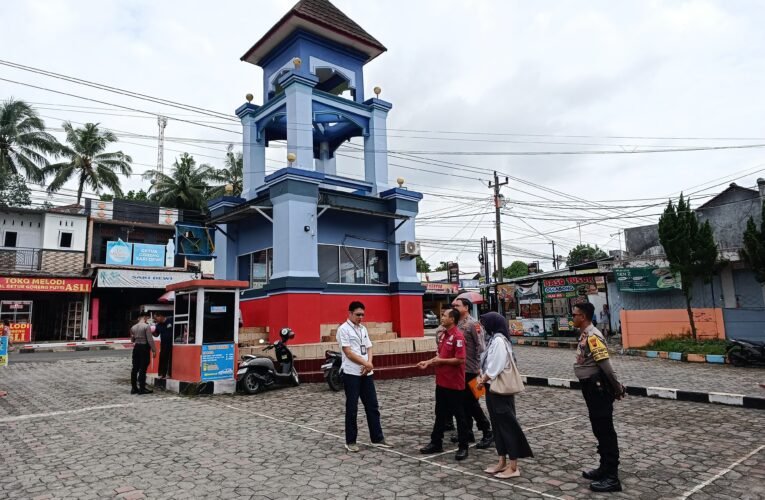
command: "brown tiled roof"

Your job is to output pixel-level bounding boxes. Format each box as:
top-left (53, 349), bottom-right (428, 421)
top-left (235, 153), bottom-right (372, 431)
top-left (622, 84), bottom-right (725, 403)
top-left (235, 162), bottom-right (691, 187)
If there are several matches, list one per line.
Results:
top-left (242, 0), bottom-right (386, 64)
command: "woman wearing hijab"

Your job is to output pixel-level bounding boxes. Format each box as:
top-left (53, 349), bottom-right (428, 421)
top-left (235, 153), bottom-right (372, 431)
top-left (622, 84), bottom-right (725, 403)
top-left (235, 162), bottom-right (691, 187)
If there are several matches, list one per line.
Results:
top-left (476, 312), bottom-right (533, 478)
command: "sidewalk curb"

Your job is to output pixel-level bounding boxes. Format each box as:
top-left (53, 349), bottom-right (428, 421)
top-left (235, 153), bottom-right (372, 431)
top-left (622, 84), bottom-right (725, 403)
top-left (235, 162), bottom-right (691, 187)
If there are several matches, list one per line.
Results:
top-left (522, 375), bottom-right (765, 410)
top-left (620, 349), bottom-right (727, 365)
top-left (19, 343), bottom-right (133, 354)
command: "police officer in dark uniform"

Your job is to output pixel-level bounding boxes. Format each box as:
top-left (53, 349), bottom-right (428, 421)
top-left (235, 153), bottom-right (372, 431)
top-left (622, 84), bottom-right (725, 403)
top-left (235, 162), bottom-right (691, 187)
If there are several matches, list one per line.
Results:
top-left (572, 302), bottom-right (625, 493)
top-left (155, 312), bottom-right (173, 379)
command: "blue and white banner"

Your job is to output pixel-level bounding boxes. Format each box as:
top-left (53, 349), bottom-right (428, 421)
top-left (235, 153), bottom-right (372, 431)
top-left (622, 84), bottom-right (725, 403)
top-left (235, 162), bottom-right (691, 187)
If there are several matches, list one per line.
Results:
top-left (132, 243), bottom-right (166, 267)
top-left (201, 343), bottom-right (235, 381)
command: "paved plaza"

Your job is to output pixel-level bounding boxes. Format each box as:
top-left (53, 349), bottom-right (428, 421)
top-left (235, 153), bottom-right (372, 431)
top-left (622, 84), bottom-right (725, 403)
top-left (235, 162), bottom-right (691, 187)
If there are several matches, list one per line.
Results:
top-left (0, 353), bottom-right (764, 499)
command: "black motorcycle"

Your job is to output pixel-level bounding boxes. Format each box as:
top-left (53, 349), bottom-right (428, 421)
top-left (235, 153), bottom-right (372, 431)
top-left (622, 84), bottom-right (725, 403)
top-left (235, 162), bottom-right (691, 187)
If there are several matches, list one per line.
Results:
top-left (322, 350), bottom-right (343, 391)
top-left (237, 328), bottom-right (299, 394)
top-left (726, 338), bottom-right (765, 367)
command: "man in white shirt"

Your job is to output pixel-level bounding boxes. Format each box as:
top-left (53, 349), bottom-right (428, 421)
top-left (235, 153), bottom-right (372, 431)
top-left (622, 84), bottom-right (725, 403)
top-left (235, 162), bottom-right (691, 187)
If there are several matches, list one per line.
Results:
top-left (337, 301), bottom-right (391, 452)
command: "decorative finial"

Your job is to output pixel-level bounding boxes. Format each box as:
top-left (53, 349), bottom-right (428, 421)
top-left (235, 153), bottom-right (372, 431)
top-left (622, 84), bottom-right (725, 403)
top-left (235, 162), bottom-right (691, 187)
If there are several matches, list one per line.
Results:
top-left (396, 177), bottom-right (404, 188)
top-left (287, 152), bottom-right (297, 166)
top-left (225, 183), bottom-right (234, 195)
top-left (293, 57), bottom-right (302, 69)
top-left (245, 93), bottom-right (253, 102)
top-left (373, 86), bottom-right (381, 98)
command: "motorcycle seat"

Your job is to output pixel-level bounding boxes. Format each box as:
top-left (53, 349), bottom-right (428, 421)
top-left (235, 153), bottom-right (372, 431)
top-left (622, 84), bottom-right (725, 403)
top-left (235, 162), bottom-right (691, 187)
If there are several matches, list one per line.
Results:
top-left (326, 350), bottom-right (341, 356)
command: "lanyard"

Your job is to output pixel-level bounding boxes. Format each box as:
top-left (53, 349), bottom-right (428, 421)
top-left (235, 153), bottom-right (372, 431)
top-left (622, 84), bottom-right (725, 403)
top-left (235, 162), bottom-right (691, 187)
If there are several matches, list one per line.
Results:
top-left (347, 320), bottom-right (367, 354)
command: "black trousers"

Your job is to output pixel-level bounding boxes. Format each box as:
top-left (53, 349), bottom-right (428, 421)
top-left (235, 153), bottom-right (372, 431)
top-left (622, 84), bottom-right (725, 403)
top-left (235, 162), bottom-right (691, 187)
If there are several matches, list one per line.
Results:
top-left (131, 344), bottom-right (151, 391)
top-left (343, 374), bottom-right (384, 445)
top-left (461, 372), bottom-right (491, 435)
top-left (580, 375), bottom-right (620, 476)
top-left (431, 386), bottom-right (470, 448)
top-left (158, 342), bottom-right (172, 378)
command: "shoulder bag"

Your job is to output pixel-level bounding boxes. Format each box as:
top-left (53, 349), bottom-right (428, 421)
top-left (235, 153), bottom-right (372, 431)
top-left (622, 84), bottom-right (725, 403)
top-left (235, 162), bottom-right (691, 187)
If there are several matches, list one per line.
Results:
top-left (489, 337), bottom-right (525, 395)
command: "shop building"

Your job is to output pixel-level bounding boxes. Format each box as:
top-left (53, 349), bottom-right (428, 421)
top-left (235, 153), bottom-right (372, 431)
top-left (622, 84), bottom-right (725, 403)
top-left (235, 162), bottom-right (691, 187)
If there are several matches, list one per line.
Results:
top-left (0, 207), bottom-right (91, 342)
top-left (83, 199), bottom-right (205, 339)
top-left (209, 0), bottom-right (424, 343)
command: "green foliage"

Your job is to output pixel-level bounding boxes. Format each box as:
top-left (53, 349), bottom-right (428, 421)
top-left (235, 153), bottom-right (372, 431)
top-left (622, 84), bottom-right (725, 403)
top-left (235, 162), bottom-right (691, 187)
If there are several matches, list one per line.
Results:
top-left (144, 153), bottom-right (216, 211)
top-left (207, 144), bottom-right (243, 199)
top-left (416, 256), bottom-right (431, 273)
top-left (0, 99), bottom-right (60, 182)
top-left (0, 173), bottom-right (32, 207)
top-left (503, 260), bottom-right (529, 279)
top-left (741, 200), bottom-right (765, 283)
top-left (639, 335), bottom-right (727, 355)
top-left (566, 244), bottom-right (608, 266)
top-left (44, 122), bottom-right (132, 204)
top-left (657, 194), bottom-right (719, 339)
top-left (434, 261), bottom-right (449, 272)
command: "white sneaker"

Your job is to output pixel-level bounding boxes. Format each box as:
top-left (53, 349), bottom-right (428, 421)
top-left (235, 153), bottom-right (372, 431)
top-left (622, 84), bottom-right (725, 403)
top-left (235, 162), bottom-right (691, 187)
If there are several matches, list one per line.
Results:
top-left (345, 443), bottom-right (360, 452)
top-left (371, 440), bottom-right (392, 449)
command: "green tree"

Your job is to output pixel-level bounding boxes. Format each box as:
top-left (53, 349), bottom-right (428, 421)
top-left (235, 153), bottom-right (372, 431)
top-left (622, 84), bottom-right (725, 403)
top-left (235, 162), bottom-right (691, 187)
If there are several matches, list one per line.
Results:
top-left (144, 153), bottom-right (216, 211)
top-left (416, 256), bottom-right (431, 273)
top-left (0, 99), bottom-right (60, 182)
top-left (740, 199), bottom-right (765, 283)
top-left (502, 260), bottom-right (529, 279)
top-left (658, 194), bottom-right (718, 339)
top-left (434, 261), bottom-right (449, 272)
top-left (0, 173), bottom-right (32, 207)
top-left (566, 244), bottom-right (608, 266)
top-left (207, 144), bottom-right (243, 199)
top-left (44, 122), bottom-right (132, 204)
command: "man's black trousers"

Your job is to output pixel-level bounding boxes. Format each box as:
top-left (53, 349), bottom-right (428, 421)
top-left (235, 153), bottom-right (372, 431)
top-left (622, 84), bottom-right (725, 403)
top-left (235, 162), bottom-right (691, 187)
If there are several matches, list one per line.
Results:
top-left (131, 344), bottom-right (151, 391)
top-left (580, 375), bottom-right (620, 476)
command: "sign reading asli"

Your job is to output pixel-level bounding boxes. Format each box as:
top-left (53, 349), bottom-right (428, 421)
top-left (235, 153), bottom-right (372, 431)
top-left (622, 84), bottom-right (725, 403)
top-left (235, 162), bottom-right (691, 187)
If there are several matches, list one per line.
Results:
top-left (0, 277), bottom-right (91, 293)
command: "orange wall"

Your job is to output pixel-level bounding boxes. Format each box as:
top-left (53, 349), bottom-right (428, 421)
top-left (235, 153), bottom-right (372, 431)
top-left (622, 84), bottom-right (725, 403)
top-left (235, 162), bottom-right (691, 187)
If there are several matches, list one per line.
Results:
top-left (621, 308), bottom-right (726, 348)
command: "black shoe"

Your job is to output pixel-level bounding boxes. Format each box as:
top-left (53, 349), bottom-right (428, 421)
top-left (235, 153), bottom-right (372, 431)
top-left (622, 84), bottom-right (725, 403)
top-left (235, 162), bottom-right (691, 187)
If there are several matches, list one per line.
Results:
top-left (455, 448), bottom-right (469, 461)
top-left (130, 388), bottom-right (139, 395)
top-left (590, 477), bottom-right (622, 493)
top-left (420, 442), bottom-right (444, 454)
top-left (451, 433), bottom-right (475, 444)
top-left (582, 468), bottom-right (605, 480)
top-left (138, 388), bottom-right (153, 395)
top-left (475, 432), bottom-right (494, 450)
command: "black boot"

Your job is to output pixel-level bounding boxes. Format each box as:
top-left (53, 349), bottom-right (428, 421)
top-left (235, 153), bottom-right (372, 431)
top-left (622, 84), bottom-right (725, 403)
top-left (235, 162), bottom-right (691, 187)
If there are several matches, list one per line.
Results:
top-left (475, 431), bottom-right (494, 449)
top-left (451, 433), bottom-right (475, 444)
top-left (455, 447), bottom-right (469, 461)
top-left (582, 468), bottom-right (605, 480)
top-left (420, 442), bottom-right (444, 454)
top-left (590, 476), bottom-right (622, 493)
top-left (131, 387), bottom-right (139, 395)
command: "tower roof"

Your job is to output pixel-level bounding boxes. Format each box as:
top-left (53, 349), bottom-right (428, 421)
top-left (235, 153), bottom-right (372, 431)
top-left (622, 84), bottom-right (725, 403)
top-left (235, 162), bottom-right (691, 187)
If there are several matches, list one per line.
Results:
top-left (241, 0), bottom-right (387, 65)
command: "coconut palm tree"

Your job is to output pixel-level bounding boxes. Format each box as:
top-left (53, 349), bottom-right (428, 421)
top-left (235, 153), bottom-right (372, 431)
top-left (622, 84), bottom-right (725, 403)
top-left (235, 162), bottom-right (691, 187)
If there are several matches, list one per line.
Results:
top-left (144, 152), bottom-right (217, 211)
top-left (0, 99), bottom-right (60, 182)
top-left (207, 144), bottom-right (243, 198)
top-left (44, 122), bottom-right (132, 205)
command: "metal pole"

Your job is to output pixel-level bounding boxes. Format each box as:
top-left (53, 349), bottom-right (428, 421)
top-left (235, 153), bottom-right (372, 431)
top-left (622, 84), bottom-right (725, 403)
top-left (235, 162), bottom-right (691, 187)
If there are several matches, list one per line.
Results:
top-left (551, 241), bottom-right (557, 270)
top-left (490, 171), bottom-right (509, 284)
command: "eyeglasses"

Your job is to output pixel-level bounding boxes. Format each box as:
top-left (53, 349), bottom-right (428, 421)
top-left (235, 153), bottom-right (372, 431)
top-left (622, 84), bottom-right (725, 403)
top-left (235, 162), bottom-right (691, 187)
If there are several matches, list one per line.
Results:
top-left (354, 313), bottom-right (365, 317)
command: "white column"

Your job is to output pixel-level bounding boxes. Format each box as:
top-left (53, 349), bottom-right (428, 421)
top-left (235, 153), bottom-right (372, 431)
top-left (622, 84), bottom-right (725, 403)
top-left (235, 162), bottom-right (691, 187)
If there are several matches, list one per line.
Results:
top-left (284, 76), bottom-right (316, 170)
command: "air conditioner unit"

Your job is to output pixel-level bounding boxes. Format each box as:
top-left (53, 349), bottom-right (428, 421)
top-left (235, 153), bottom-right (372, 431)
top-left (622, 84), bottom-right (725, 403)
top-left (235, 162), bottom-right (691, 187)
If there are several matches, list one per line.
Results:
top-left (400, 240), bottom-right (421, 258)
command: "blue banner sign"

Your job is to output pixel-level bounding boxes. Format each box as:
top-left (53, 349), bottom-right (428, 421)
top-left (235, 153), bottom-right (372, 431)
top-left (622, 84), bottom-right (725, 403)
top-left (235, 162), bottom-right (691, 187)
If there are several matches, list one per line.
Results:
top-left (106, 239), bottom-right (133, 266)
top-left (0, 336), bottom-right (8, 367)
top-left (201, 343), bottom-right (235, 381)
top-left (132, 243), bottom-right (166, 267)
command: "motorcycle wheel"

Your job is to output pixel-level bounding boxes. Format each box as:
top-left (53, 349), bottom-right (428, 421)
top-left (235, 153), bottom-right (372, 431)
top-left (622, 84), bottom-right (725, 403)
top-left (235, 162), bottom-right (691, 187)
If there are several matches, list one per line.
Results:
top-left (242, 372), bottom-right (265, 394)
top-left (290, 367), bottom-right (300, 387)
top-left (327, 367), bottom-right (343, 392)
top-left (728, 350), bottom-right (747, 367)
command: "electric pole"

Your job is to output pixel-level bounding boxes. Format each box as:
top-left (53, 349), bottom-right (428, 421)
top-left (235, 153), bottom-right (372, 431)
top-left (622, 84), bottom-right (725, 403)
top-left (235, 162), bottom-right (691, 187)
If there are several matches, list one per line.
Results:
top-left (610, 230), bottom-right (623, 259)
top-left (489, 171), bottom-right (509, 283)
top-left (550, 240), bottom-right (557, 270)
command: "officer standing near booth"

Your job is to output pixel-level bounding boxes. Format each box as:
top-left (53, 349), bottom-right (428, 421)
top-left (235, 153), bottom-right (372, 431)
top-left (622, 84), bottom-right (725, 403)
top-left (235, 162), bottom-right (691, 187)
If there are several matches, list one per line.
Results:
top-left (130, 313), bottom-right (156, 395)
top-left (572, 302), bottom-right (625, 493)
top-left (155, 312), bottom-right (173, 379)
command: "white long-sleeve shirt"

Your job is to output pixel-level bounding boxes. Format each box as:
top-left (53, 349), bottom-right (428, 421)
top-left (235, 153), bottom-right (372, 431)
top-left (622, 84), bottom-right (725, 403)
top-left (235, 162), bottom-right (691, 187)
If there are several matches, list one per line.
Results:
top-left (480, 334), bottom-right (514, 381)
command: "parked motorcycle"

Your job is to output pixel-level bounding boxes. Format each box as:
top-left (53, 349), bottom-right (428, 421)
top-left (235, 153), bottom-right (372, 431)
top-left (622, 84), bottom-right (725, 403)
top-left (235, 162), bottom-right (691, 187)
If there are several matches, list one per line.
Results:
top-left (726, 338), bottom-right (765, 367)
top-left (237, 328), bottom-right (299, 394)
top-left (322, 350), bottom-right (343, 391)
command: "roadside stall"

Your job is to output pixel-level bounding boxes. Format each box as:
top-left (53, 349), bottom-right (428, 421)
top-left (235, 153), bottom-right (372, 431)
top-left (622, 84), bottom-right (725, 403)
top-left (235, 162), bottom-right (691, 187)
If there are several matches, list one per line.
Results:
top-left (148, 279), bottom-right (247, 394)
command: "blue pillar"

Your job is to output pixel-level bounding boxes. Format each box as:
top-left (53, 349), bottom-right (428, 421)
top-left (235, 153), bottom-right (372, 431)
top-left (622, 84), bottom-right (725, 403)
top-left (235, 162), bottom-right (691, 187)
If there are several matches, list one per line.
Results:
top-left (364, 99), bottom-right (393, 195)
top-left (238, 107), bottom-right (266, 200)
top-left (280, 72), bottom-right (318, 171)
top-left (315, 141), bottom-right (337, 175)
top-left (381, 188), bottom-right (423, 286)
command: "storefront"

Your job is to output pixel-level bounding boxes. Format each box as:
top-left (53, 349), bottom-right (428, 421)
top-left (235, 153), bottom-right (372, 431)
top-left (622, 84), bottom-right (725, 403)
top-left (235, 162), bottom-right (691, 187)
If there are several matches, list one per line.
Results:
top-left (0, 276), bottom-right (92, 342)
top-left (422, 282), bottom-right (460, 318)
top-left (91, 269), bottom-right (200, 339)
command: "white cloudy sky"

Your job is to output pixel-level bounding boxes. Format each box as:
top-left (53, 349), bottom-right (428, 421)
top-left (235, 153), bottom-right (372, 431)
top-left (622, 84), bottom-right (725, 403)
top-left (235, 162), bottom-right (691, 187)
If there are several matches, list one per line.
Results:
top-left (3, 0), bottom-right (765, 273)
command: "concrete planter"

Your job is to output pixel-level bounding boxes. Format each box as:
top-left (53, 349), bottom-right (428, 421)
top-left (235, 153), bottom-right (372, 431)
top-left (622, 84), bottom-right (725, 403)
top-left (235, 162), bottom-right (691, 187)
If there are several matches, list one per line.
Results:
top-left (686, 353), bottom-right (706, 363)
top-left (668, 352), bottom-right (683, 361)
top-left (645, 350), bottom-right (659, 358)
top-left (706, 354), bottom-right (725, 364)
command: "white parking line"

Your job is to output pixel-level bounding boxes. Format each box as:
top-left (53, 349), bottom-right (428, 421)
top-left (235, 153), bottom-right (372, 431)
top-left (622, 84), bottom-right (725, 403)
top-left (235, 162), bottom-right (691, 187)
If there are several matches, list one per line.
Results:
top-left (305, 400), bottom-right (433, 426)
top-left (0, 398), bottom-right (179, 423)
top-left (678, 444), bottom-right (765, 499)
top-left (222, 404), bottom-right (564, 500)
top-left (422, 415), bottom-right (579, 460)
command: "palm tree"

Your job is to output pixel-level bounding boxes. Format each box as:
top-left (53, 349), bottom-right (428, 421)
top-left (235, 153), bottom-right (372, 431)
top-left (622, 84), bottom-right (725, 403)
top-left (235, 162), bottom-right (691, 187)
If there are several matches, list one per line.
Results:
top-left (45, 122), bottom-right (132, 205)
top-left (144, 152), bottom-right (217, 211)
top-left (0, 99), bottom-right (60, 182)
top-left (207, 144), bottom-right (243, 198)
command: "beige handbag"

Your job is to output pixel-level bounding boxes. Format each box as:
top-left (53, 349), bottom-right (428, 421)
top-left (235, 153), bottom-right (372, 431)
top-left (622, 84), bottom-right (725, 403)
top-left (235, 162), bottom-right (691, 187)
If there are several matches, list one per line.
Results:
top-left (489, 338), bottom-right (525, 395)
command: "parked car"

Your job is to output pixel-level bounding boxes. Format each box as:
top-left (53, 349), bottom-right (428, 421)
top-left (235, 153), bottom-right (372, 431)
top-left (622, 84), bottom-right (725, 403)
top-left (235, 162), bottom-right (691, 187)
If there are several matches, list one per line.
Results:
top-left (423, 310), bottom-right (439, 328)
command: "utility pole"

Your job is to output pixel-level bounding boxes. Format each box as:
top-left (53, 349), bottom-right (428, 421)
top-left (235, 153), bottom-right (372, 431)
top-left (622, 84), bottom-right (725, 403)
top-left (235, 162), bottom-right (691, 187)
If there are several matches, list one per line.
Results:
top-left (550, 241), bottom-right (557, 270)
top-left (610, 230), bottom-right (623, 259)
top-left (489, 171), bottom-right (509, 283)
top-left (578, 223), bottom-right (582, 245)
top-left (156, 116), bottom-right (168, 174)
